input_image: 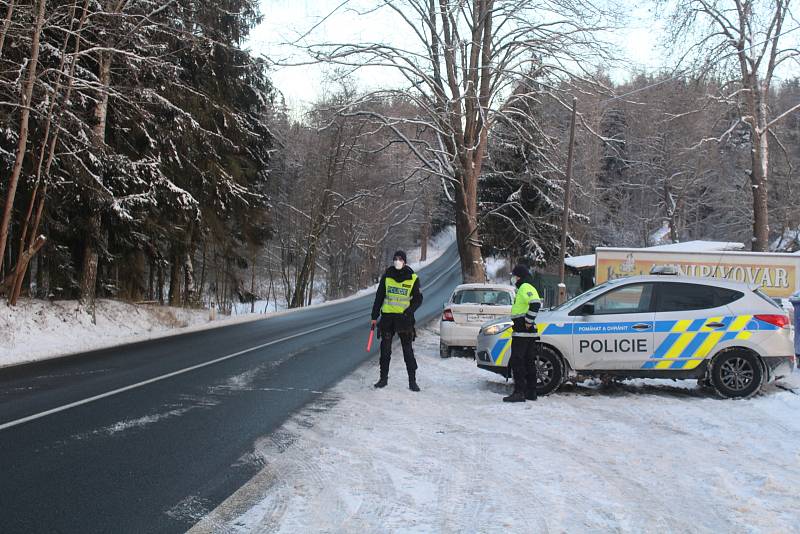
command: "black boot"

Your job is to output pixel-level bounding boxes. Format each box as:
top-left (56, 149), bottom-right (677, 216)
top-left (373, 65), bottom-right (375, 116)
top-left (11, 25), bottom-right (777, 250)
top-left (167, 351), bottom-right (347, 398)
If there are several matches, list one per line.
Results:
top-left (503, 390), bottom-right (526, 403)
top-left (526, 374), bottom-right (538, 401)
top-left (374, 369), bottom-right (388, 388)
top-left (504, 371), bottom-right (526, 403)
top-left (408, 370), bottom-right (420, 392)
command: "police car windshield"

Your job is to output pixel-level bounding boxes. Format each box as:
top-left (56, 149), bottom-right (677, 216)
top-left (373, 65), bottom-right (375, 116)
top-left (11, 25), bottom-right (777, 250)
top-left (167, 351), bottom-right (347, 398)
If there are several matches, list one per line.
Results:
top-left (549, 280), bottom-right (620, 312)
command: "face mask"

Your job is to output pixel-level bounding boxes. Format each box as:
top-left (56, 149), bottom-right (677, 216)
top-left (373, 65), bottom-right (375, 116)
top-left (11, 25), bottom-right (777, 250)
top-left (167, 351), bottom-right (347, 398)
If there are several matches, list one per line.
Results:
top-left (394, 260), bottom-right (405, 270)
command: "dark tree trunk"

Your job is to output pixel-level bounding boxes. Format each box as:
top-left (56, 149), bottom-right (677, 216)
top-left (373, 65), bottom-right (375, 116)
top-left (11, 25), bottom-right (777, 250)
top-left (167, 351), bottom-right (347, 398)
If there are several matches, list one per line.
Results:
top-left (79, 214), bottom-right (101, 308)
top-left (128, 249), bottom-right (146, 301)
top-left (169, 251), bottom-right (182, 306)
top-left (148, 254), bottom-right (155, 301)
top-left (157, 260), bottom-right (165, 305)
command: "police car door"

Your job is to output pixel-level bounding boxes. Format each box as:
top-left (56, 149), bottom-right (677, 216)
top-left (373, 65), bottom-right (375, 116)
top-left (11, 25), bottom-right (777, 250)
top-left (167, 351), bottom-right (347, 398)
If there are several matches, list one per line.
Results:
top-left (570, 282), bottom-right (656, 370)
top-left (644, 282), bottom-right (742, 372)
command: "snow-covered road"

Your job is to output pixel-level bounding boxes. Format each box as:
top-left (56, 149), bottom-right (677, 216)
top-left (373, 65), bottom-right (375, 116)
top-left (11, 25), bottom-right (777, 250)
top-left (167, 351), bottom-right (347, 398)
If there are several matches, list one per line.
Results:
top-left (192, 324), bottom-right (800, 533)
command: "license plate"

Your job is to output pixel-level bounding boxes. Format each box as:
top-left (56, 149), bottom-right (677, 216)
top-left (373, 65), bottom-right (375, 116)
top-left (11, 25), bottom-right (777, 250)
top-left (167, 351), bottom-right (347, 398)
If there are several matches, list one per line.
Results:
top-left (468, 314), bottom-right (495, 322)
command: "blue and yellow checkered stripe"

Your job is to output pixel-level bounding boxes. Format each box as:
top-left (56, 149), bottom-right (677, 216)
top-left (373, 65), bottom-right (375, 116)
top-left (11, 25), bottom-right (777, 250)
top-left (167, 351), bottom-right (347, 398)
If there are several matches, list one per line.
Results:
top-left (486, 315), bottom-right (776, 368)
top-left (489, 322), bottom-right (569, 365)
top-left (641, 315), bottom-right (768, 370)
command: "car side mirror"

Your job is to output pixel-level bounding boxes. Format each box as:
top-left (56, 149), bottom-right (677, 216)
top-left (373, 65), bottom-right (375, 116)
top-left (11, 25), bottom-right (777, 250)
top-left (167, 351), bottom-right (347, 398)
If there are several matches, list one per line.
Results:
top-left (580, 302), bottom-right (595, 315)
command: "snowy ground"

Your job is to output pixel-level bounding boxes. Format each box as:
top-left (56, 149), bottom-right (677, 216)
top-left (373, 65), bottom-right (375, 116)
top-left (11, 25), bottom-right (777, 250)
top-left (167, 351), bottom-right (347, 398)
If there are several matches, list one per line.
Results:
top-left (191, 324), bottom-right (800, 534)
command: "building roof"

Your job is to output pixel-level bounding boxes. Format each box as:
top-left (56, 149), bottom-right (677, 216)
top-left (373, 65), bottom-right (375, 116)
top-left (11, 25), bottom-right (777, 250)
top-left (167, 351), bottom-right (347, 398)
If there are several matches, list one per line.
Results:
top-left (564, 254), bottom-right (596, 270)
top-left (644, 240), bottom-right (745, 252)
top-left (565, 240), bottom-right (746, 271)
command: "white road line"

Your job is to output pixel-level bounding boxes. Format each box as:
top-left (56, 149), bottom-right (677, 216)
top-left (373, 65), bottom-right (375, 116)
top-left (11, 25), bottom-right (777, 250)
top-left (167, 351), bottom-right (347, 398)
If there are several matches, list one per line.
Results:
top-left (1, 259), bottom-right (460, 432)
top-left (0, 313), bottom-right (364, 432)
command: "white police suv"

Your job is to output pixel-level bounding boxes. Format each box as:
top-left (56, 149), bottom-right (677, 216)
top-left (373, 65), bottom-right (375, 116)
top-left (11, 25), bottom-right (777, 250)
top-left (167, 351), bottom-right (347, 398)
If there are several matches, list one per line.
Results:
top-left (476, 274), bottom-right (796, 398)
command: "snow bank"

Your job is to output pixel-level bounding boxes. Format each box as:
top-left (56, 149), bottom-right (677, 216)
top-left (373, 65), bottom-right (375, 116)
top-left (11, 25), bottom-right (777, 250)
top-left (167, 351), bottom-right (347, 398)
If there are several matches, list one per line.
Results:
top-left (0, 299), bottom-right (213, 368)
top-left (191, 325), bottom-right (800, 534)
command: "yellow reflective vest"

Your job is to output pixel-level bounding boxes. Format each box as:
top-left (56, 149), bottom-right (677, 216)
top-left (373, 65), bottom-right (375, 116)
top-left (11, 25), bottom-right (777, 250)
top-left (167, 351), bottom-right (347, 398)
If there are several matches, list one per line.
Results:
top-left (511, 282), bottom-right (542, 337)
top-left (511, 282), bottom-right (541, 317)
top-left (381, 274), bottom-right (418, 314)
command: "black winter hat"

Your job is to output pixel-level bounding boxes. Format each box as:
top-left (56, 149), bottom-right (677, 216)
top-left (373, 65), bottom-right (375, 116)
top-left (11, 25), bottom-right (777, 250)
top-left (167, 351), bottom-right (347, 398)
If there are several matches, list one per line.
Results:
top-left (393, 250), bottom-right (408, 263)
top-left (511, 264), bottom-right (531, 278)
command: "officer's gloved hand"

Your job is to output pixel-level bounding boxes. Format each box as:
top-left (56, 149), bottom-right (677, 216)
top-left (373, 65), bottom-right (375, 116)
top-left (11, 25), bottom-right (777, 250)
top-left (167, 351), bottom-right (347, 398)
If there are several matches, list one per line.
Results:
top-left (530, 323), bottom-right (541, 340)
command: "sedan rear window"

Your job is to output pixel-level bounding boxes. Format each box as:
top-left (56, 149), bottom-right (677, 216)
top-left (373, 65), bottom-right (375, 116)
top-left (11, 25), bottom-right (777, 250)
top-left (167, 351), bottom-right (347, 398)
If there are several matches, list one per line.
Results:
top-left (453, 290), bottom-right (513, 305)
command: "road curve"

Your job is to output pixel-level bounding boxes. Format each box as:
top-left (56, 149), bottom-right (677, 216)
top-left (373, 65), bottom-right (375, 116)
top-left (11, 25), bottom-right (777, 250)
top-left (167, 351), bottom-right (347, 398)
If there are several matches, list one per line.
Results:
top-left (0, 245), bottom-right (462, 533)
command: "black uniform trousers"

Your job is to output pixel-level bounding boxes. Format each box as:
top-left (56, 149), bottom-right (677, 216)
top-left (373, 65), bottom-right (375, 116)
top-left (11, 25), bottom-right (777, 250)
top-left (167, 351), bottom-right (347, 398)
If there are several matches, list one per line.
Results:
top-left (379, 332), bottom-right (417, 376)
top-left (378, 314), bottom-right (417, 377)
top-left (509, 335), bottom-right (539, 394)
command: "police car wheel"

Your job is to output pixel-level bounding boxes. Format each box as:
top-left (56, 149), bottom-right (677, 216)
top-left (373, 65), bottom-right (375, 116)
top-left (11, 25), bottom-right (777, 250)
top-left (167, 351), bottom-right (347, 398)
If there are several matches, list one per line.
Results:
top-left (439, 342), bottom-right (451, 358)
top-left (533, 346), bottom-right (564, 396)
top-left (710, 350), bottom-right (763, 399)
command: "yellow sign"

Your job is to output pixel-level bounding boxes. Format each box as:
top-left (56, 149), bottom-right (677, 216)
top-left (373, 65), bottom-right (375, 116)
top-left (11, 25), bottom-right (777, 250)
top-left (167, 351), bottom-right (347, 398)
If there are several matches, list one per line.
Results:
top-left (595, 249), bottom-right (800, 297)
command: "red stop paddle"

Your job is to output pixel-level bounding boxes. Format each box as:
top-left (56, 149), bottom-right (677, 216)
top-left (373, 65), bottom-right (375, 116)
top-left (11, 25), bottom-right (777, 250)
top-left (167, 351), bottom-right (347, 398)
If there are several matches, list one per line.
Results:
top-left (366, 325), bottom-right (375, 352)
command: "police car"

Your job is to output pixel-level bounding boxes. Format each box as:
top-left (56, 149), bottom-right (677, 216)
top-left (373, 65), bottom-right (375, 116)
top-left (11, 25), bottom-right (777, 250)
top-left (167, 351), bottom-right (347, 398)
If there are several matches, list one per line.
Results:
top-left (476, 274), bottom-right (796, 398)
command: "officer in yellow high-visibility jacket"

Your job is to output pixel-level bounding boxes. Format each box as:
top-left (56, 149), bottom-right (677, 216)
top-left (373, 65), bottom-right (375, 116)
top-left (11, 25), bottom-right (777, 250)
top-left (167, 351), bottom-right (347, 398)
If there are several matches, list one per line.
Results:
top-left (504, 264), bottom-right (542, 403)
top-left (371, 250), bottom-right (423, 391)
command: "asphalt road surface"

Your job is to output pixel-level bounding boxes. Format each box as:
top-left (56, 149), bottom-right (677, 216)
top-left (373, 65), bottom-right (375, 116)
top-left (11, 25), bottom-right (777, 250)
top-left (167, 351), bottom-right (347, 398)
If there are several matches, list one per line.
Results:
top-left (0, 245), bottom-right (461, 533)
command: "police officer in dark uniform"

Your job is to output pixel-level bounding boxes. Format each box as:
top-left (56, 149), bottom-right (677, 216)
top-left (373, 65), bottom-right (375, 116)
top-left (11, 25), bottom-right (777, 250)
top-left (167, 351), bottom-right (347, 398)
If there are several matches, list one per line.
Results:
top-left (504, 264), bottom-right (542, 403)
top-left (371, 250), bottom-right (424, 391)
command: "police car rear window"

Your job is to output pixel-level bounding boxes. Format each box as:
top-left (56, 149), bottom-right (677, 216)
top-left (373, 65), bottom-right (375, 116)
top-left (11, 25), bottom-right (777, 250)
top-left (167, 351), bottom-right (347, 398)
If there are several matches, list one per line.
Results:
top-left (715, 287), bottom-right (745, 306)
top-left (656, 283), bottom-right (743, 312)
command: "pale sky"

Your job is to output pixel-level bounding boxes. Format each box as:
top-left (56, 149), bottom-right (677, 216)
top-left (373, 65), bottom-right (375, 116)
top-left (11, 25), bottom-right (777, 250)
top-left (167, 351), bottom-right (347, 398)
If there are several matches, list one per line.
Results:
top-left (248, 0), bottom-right (665, 112)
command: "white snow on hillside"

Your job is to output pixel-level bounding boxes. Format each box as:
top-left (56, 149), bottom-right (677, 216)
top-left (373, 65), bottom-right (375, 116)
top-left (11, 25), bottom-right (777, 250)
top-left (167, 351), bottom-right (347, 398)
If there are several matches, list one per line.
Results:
top-left (407, 226), bottom-right (456, 271)
top-left (191, 325), bottom-right (800, 534)
top-left (0, 299), bottom-right (212, 368)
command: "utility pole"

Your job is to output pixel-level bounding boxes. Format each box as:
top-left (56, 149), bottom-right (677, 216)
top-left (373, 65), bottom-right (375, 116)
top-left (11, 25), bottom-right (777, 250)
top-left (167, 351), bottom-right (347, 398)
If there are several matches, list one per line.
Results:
top-left (558, 98), bottom-right (578, 305)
